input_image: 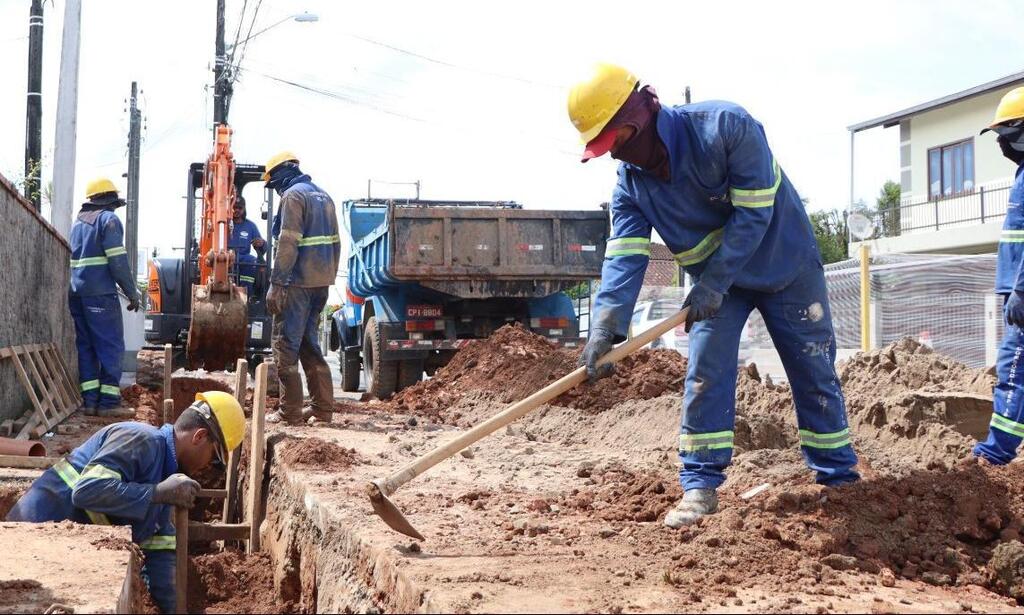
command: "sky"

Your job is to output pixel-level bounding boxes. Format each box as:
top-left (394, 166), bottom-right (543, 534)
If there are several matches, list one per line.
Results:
top-left (1, 0), bottom-right (1024, 285)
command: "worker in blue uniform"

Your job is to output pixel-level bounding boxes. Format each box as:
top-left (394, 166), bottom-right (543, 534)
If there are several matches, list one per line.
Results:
top-left (69, 179), bottom-right (142, 415)
top-left (6, 391), bottom-right (246, 614)
top-left (228, 194), bottom-right (266, 298)
top-left (569, 64), bottom-right (859, 527)
top-left (975, 88), bottom-right (1024, 465)
top-left (261, 152), bottom-right (341, 426)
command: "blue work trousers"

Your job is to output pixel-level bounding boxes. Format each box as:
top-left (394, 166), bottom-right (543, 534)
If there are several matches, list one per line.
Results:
top-left (272, 286), bottom-right (334, 419)
top-left (679, 264), bottom-right (859, 490)
top-left (237, 255), bottom-right (258, 298)
top-left (974, 303), bottom-right (1024, 464)
top-left (69, 293), bottom-right (124, 409)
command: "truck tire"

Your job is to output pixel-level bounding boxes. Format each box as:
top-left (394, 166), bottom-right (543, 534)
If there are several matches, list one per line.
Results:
top-left (397, 359), bottom-right (424, 392)
top-left (340, 349), bottom-right (361, 392)
top-left (363, 317), bottom-right (398, 399)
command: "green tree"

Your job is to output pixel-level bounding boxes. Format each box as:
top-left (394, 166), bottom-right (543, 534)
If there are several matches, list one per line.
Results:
top-left (876, 180), bottom-right (901, 237)
top-left (810, 209), bottom-right (849, 264)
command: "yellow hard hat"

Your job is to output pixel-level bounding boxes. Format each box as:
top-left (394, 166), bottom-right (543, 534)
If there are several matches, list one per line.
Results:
top-left (983, 87), bottom-right (1024, 133)
top-left (262, 151), bottom-right (299, 181)
top-left (85, 177), bottom-right (119, 199)
top-left (567, 63), bottom-right (638, 144)
top-left (195, 391), bottom-right (245, 453)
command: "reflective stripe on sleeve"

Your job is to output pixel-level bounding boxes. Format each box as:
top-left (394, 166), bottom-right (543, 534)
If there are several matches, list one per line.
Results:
top-left (679, 430), bottom-right (734, 452)
top-left (296, 234), bottom-right (340, 247)
top-left (51, 459), bottom-right (113, 525)
top-left (730, 158), bottom-right (781, 208)
top-left (675, 229), bottom-right (724, 266)
top-left (104, 246), bottom-right (127, 257)
top-left (139, 535), bottom-right (176, 550)
top-left (991, 413), bottom-right (1024, 438)
top-left (798, 428), bottom-right (852, 449)
top-left (605, 237), bottom-right (651, 258)
top-left (70, 256), bottom-right (109, 268)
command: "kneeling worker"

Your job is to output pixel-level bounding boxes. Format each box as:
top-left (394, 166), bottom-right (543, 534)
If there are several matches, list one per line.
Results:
top-left (6, 392), bottom-right (245, 614)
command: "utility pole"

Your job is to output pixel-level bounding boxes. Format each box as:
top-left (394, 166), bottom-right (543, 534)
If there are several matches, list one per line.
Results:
top-left (213, 0), bottom-right (232, 126)
top-left (125, 81), bottom-right (142, 280)
top-left (52, 0), bottom-right (82, 238)
top-left (684, 86), bottom-right (691, 104)
top-left (24, 0), bottom-right (43, 211)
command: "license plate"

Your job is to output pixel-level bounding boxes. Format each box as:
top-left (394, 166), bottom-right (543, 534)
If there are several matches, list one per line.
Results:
top-left (251, 321), bottom-right (263, 340)
top-left (407, 305), bottom-right (442, 318)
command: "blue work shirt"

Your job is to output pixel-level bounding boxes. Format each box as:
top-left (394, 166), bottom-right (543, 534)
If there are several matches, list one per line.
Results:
top-left (6, 422), bottom-right (179, 612)
top-left (69, 207), bottom-right (139, 299)
top-left (996, 162), bottom-right (1024, 294)
top-left (229, 217), bottom-right (264, 263)
top-left (592, 101), bottom-right (821, 338)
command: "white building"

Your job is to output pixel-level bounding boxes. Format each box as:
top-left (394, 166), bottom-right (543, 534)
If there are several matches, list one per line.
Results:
top-left (849, 71), bottom-right (1024, 255)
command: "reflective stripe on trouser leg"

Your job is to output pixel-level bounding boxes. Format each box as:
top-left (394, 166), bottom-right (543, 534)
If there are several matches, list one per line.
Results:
top-left (975, 321), bottom-right (1024, 464)
top-left (70, 295), bottom-right (101, 407)
top-left (755, 265), bottom-right (859, 486)
top-left (678, 290), bottom-right (753, 491)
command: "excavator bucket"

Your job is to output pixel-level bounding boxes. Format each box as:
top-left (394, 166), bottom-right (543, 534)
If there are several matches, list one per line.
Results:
top-left (186, 283), bottom-right (248, 371)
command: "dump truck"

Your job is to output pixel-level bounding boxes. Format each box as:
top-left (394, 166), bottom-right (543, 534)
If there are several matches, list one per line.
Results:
top-left (330, 199), bottom-right (608, 398)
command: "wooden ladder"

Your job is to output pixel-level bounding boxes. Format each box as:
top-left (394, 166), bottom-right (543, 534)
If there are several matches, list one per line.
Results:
top-left (0, 344), bottom-right (82, 439)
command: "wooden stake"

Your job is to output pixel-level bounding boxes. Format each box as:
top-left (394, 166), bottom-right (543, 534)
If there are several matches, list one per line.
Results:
top-left (246, 361), bottom-right (268, 553)
top-left (163, 399), bottom-right (174, 425)
top-left (175, 506), bottom-right (189, 614)
top-left (223, 359), bottom-right (247, 525)
top-left (163, 343), bottom-right (173, 398)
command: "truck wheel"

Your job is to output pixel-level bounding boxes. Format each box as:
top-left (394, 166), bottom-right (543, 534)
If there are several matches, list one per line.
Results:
top-left (397, 359), bottom-right (424, 392)
top-left (340, 349), bottom-right (361, 392)
top-left (363, 317), bottom-right (397, 399)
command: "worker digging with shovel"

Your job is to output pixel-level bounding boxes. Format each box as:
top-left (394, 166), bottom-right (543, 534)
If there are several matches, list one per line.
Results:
top-left (569, 64), bottom-right (860, 527)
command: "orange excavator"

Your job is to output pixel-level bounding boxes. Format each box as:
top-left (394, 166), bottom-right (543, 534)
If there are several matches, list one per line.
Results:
top-left (184, 124), bottom-right (249, 370)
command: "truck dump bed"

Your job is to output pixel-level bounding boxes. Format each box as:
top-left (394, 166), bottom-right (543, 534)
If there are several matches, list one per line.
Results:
top-left (346, 200), bottom-right (608, 298)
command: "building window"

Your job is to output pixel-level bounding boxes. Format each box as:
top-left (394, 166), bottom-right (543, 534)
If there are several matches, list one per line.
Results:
top-left (928, 139), bottom-right (974, 199)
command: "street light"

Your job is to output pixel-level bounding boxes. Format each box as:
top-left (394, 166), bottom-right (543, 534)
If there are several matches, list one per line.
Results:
top-left (226, 12), bottom-right (319, 53)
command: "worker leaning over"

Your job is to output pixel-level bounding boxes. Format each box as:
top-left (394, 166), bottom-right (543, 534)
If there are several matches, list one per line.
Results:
top-left (69, 179), bottom-right (142, 415)
top-left (261, 152), bottom-right (341, 426)
top-left (228, 194), bottom-right (267, 298)
top-left (6, 392), bottom-right (245, 614)
top-left (570, 64), bottom-right (859, 527)
top-left (975, 87), bottom-right (1024, 464)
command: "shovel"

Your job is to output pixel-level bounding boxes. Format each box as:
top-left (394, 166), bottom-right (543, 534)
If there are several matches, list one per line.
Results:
top-left (367, 308), bottom-right (690, 540)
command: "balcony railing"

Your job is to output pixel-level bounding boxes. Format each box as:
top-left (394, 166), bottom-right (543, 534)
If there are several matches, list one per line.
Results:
top-left (869, 180), bottom-right (1013, 239)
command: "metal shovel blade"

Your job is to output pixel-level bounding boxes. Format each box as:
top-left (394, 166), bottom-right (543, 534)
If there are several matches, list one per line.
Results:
top-left (367, 479), bottom-right (424, 541)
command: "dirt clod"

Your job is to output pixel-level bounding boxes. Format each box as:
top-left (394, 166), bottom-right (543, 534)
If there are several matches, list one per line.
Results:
top-left (278, 436), bottom-right (361, 471)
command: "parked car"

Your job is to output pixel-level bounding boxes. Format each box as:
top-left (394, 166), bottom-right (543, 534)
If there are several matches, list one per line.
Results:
top-left (628, 298), bottom-right (753, 366)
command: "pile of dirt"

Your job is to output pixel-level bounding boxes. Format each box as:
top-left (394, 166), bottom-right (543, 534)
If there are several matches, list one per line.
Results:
top-left (383, 324), bottom-right (686, 420)
top-left (278, 436), bottom-right (361, 471)
top-left (0, 484), bottom-right (27, 519)
top-left (121, 384), bottom-right (165, 426)
top-left (188, 550), bottom-right (297, 614)
top-left (562, 468), bottom-right (683, 523)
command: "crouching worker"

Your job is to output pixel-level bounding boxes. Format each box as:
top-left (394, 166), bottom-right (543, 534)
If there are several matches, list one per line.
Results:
top-left (6, 391), bottom-right (245, 613)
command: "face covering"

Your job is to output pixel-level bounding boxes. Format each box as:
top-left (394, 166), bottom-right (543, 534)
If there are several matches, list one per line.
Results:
top-left (607, 86), bottom-right (670, 181)
top-left (992, 121), bottom-right (1024, 165)
top-left (266, 163), bottom-right (302, 195)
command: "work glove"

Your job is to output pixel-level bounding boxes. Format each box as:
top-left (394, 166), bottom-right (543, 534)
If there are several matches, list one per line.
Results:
top-left (152, 473), bottom-right (201, 509)
top-left (683, 283), bottom-right (724, 333)
top-left (1007, 291), bottom-right (1024, 328)
top-left (579, 327), bottom-right (616, 383)
top-left (126, 296), bottom-right (141, 312)
top-left (267, 284), bottom-right (286, 316)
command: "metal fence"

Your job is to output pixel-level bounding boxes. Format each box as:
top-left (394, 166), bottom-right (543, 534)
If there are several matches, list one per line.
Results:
top-left (871, 181), bottom-right (1012, 238)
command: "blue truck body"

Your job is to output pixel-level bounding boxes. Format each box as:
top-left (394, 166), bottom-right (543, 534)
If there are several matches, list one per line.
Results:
top-left (330, 199), bottom-right (608, 397)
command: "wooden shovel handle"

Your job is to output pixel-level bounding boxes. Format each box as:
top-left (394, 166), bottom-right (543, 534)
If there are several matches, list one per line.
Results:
top-left (377, 308), bottom-right (689, 496)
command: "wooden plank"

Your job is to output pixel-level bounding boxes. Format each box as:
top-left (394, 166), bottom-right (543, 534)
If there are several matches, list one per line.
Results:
top-left (187, 522), bottom-right (250, 542)
top-left (19, 348), bottom-right (60, 427)
top-left (0, 454), bottom-right (58, 469)
top-left (8, 347), bottom-right (49, 431)
top-left (175, 506), bottom-right (189, 614)
top-left (14, 414), bottom-right (40, 441)
top-left (163, 399), bottom-right (174, 425)
top-left (0, 421), bottom-right (12, 438)
top-left (163, 343), bottom-right (173, 397)
top-left (199, 488), bottom-right (227, 499)
top-left (29, 346), bottom-right (71, 415)
top-left (224, 359), bottom-right (247, 525)
top-left (50, 346), bottom-right (82, 405)
top-left (38, 345), bottom-right (75, 412)
top-left (247, 361), bottom-right (269, 553)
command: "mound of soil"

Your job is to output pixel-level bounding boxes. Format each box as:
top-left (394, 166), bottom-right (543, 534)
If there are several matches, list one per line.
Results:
top-left (278, 437), bottom-right (361, 471)
top-left (188, 550), bottom-right (297, 614)
top-left (383, 324), bottom-right (686, 420)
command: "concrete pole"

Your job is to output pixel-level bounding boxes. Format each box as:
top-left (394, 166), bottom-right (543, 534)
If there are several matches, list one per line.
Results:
top-left (24, 0), bottom-right (43, 211)
top-left (52, 0), bottom-right (82, 239)
top-left (126, 82), bottom-right (142, 279)
top-left (859, 243), bottom-right (871, 352)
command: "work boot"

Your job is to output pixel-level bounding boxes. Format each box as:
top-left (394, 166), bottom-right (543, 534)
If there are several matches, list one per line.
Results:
top-left (80, 405), bottom-right (98, 417)
top-left (266, 409), bottom-right (304, 426)
top-left (664, 488), bottom-right (718, 529)
top-left (301, 406), bottom-right (332, 425)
